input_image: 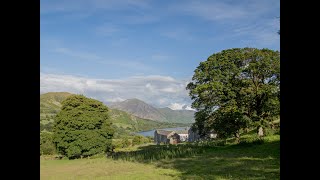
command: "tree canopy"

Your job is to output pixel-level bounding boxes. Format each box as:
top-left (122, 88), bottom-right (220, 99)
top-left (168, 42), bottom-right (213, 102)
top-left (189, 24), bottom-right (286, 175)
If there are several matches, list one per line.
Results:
top-left (187, 48), bottom-right (280, 140)
top-left (53, 95), bottom-right (114, 159)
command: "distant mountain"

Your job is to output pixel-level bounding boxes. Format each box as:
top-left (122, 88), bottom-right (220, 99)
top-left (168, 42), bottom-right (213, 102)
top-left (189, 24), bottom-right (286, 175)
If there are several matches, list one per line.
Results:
top-left (40, 92), bottom-right (188, 133)
top-left (110, 99), bottom-right (195, 123)
top-left (110, 98), bottom-right (168, 122)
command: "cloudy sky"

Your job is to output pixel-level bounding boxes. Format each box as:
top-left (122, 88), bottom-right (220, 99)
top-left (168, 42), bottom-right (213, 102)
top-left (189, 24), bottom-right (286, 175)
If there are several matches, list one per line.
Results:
top-left (40, 0), bottom-right (280, 110)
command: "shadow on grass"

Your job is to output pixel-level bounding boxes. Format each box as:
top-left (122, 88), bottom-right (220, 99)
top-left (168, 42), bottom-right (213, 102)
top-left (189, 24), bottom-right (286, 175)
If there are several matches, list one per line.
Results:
top-left (110, 140), bottom-right (280, 179)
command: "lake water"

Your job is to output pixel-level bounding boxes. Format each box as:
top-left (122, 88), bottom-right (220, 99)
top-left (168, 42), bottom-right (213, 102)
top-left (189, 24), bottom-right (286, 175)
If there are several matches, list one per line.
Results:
top-left (137, 127), bottom-right (189, 137)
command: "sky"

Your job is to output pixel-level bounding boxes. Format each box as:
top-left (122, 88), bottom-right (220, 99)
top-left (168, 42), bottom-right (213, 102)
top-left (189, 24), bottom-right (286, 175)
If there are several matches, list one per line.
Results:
top-left (40, 0), bottom-right (280, 110)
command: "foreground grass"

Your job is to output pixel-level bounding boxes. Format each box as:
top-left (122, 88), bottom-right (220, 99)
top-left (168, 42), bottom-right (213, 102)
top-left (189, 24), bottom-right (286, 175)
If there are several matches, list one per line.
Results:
top-left (154, 137), bottom-right (279, 179)
top-left (41, 158), bottom-right (180, 180)
top-left (41, 135), bottom-right (279, 180)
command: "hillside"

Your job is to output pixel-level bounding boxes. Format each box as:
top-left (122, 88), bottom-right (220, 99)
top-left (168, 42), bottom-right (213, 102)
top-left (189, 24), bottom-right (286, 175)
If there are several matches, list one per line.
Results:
top-left (40, 92), bottom-right (73, 131)
top-left (110, 98), bottom-right (167, 122)
top-left (40, 92), bottom-right (188, 133)
top-left (40, 92), bottom-right (72, 115)
top-left (157, 107), bottom-right (194, 123)
top-left (110, 99), bottom-right (195, 123)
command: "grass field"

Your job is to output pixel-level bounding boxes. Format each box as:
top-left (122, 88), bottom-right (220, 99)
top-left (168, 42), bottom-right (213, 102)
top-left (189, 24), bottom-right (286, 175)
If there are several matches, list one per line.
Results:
top-left (41, 158), bottom-right (180, 180)
top-left (41, 134), bottom-right (279, 180)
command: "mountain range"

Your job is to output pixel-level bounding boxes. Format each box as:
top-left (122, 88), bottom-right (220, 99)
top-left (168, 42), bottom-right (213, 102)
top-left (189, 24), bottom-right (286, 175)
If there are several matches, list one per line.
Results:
top-left (109, 98), bottom-right (195, 123)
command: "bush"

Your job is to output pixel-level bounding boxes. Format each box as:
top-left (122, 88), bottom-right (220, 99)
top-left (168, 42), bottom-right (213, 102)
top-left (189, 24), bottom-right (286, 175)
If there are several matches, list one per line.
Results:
top-left (264, 128), bottom-right (277, 136)
top-left (132, 135), bottom-right (150, 146)
top-left (121, 137), bottom-right (131, 148)
top-left (40, 132), bottom-right (56, 155)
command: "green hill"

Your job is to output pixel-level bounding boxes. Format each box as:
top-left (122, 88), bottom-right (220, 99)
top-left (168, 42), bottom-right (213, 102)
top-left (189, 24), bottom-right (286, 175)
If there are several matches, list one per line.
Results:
top-left (40, 92), bottom-right (189, 134)
top-left (157, 107), bottom-right (194, 123)
top-left (40, 92), bottom-right (73, 114)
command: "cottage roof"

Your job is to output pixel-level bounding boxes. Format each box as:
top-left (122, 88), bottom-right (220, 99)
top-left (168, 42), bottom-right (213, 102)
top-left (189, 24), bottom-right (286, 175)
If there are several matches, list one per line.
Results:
top-left (175, 130), bottom-right (189, 134)
top-left (156, 130), bottom-right (173, 136)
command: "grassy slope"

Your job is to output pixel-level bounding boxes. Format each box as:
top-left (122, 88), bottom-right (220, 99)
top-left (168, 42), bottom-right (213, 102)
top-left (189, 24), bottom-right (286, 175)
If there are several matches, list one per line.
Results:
top-left (158, 107), bottom-right (195, 124)
top-left (40, 92), bottom-right (73, 125)
top-left (40, 92), bottom-right (72, 115)
top-left (41, 134), bottom-right (279, 180)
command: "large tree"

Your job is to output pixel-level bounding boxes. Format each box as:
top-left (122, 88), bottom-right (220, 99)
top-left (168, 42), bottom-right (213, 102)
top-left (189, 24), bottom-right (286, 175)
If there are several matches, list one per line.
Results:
top-left (187, 48), bottom-right (280, 139)
top-left (53, 95), bottom-right (114, 159)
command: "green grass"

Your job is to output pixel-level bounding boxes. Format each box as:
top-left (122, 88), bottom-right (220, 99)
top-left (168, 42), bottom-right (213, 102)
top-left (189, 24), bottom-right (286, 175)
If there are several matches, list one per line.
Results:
top-left (41, 134), bottom-right (279, 180)
top-left (41, 157), bottom-right (181, 180)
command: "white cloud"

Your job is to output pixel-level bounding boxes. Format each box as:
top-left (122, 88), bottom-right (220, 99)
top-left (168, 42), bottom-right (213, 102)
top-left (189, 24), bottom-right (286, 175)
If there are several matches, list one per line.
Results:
top-left (104, 97), bottom-right (125, 103)
top-left (168, 103), bottom-right (185, 110)
top-left (168, 103), bottom-right (195, 111)
top-left (184, 106), bottom-right (195, 111)
top-left (40, 72), bottom-right (193, 108)
top-left (160, 87), bottom-right (178, 93)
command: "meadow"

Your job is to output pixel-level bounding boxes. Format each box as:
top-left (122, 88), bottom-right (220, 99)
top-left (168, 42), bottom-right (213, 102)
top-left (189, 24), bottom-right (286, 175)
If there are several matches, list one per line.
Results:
top-left (41, 134), bottom-right (279, 180)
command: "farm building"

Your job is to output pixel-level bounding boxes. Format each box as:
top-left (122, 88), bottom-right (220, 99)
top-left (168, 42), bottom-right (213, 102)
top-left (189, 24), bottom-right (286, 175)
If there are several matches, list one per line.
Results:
top-left (188, 128), bottom-right (218, 142)
top-left (175, 128), bottom-right (189, 142)
top-left (154, 130), bottom-right (180, 145)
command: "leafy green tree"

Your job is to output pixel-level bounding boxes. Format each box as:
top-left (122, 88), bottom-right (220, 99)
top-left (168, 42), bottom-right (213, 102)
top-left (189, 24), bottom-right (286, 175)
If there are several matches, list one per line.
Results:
top-left (40, 132), bottom-right (56, 155)
top-left (211, 107), bottom-right (250, 142)
top-left (53, 95), bottom-right (114, 159)
top-left (187, 48), bottom-right (280, 139)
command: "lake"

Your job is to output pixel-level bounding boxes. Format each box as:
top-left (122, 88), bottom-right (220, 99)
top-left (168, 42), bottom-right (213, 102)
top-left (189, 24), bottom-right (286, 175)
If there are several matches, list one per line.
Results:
top-left (137, 127), bottom-right (190, 137)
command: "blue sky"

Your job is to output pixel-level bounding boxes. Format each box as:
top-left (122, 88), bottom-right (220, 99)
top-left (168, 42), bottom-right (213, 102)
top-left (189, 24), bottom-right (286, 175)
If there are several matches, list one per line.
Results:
top-left (40, 0), bottom-right (280, 109)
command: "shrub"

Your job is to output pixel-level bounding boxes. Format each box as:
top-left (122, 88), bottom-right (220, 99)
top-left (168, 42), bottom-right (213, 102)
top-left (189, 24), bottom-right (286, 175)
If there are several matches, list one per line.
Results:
top-left (40, 132), bottom-right (56, 155)
top-left (121, 137), bottom-right (131, 148)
